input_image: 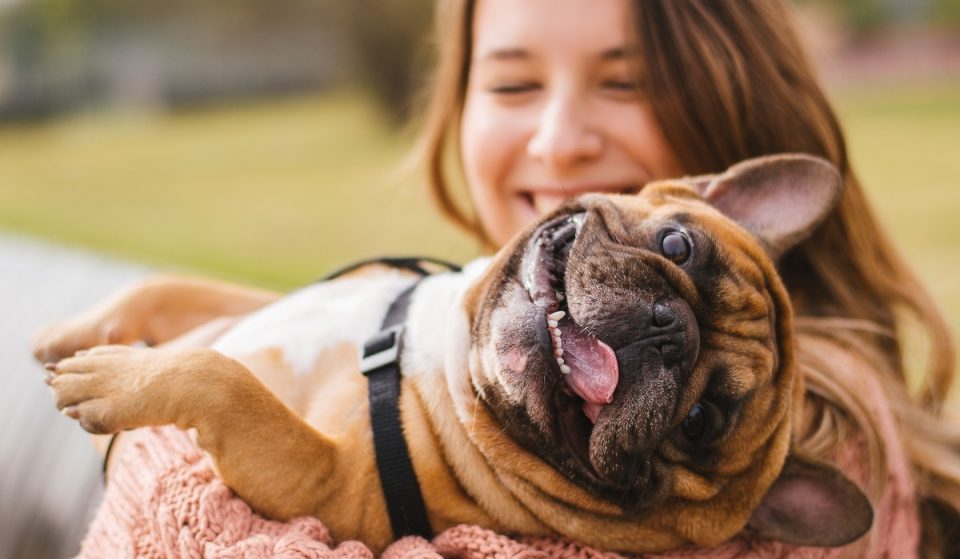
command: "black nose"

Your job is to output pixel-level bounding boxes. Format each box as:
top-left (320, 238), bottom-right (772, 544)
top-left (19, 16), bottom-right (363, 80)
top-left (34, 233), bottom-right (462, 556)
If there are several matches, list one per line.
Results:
top-left (648, 300), bottom-right (698, 369)
top-left (652, 302), bottom-right (677, 327)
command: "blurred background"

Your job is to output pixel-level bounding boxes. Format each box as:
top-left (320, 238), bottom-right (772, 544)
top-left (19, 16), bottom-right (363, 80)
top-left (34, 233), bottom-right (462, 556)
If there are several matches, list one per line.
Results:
top-left (0, 0), bottom-right (958, 557)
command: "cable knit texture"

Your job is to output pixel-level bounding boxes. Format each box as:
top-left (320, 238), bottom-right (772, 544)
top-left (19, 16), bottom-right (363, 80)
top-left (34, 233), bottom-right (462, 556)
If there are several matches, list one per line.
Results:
top-left (76, 344), bottom-right (919, 558)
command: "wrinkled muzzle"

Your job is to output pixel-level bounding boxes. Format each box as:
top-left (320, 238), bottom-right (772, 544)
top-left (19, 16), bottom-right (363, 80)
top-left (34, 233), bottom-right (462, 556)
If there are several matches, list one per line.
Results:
top-left (519, 206), bottom-right (701, 495)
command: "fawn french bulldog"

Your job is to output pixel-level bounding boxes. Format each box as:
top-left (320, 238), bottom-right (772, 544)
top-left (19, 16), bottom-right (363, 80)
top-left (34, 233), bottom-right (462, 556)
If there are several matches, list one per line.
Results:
top-left (38, 154), bottom-right (872, 553)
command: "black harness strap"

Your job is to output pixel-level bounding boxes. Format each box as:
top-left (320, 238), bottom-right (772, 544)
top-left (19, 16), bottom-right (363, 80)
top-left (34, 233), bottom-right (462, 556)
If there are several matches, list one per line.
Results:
top-left (360, 283), bottom-right (430, 539)
top-left (318, 256), bottom-right (461, 283)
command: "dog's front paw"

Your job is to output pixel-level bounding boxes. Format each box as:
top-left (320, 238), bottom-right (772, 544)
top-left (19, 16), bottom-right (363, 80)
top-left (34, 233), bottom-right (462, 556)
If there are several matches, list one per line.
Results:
top-left (45, 345), bottom-right (204, 434)
top-left (32, 308), bottom-right (143, 365)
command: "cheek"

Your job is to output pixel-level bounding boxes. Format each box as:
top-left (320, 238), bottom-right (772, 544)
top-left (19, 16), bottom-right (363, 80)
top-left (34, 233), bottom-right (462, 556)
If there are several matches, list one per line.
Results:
top-left (460, 93), bottom-right (530, 245)
top-left (609, 103), bottom-right (683, 178)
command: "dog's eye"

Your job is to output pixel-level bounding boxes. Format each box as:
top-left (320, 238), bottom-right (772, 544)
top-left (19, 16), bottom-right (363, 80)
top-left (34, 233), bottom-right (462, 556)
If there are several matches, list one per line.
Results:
top-left (660, 231), bottom-right (691, 264)
top-left (682, 403), bottom-right (708, 442)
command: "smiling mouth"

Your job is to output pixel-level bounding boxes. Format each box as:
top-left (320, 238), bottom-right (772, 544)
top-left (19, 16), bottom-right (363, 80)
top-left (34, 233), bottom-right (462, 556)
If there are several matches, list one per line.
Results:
top-left (519, 187), bottom-right (642, 218)
top-left (520, 213), bottom-right (621, 433)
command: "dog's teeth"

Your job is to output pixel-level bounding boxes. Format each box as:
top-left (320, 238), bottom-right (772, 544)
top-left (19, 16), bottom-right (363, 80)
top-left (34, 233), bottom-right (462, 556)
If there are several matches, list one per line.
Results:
top-left (556, 357), bottom-right (565, 366)
top-left (560, 364), bottom-right (572, 375)
top-left (556, 291), bottom-right (565, 301)
top-left (547, 319), bottom-right (558, 328)
top-left (554, 337), bottom-right (562, 348)
top-left (548, 310), bottom-right (565, 321)
top-left (553, 348), bottom-right (563, 358)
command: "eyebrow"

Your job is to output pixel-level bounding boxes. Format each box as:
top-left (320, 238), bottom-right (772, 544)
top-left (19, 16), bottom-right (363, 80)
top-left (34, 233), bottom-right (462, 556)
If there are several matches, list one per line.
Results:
top-left (600, 47), bottom-right (643, 60)
top-left (476, 48), bottom-right (529, 62)
top-left (476, 46), bottom-right (639, 63)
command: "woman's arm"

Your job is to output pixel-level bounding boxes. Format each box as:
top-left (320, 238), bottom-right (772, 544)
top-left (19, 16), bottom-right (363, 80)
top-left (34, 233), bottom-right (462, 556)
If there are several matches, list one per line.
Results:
top-left (32, 274), bottom-right (281, 363)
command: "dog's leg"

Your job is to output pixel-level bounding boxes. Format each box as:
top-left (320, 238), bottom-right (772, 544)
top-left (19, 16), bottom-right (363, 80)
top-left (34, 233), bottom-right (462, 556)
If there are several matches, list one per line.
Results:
top-left (33, 275), bottom-right (280, 363)
top-left (46, 345), bottom-right (339, 520)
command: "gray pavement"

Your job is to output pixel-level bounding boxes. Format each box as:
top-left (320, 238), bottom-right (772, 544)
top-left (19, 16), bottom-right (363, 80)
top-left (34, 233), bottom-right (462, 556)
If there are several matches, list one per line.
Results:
top-left (0, 232), bottom-right (151, 559)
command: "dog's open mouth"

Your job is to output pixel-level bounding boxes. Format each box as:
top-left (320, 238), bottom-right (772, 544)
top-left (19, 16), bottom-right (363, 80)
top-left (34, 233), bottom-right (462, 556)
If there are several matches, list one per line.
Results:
top-left (521, 213), bottom-right (620, 433)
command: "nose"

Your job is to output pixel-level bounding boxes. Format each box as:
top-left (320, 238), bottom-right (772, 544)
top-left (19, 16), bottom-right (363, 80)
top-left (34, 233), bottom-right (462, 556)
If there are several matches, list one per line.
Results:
top-left (648, 300), bottom-right (699, 370)
top-left (652, 302), bottom-right (678, 328)
top-left (527, 93), bottom-right (602, 175)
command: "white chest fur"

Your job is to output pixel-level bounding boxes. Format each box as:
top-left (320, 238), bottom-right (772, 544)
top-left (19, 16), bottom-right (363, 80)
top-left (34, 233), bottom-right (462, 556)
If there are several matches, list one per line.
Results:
top-left (210, 258), bottom-right (490, 379)
top-left (212, 269), bottom-right (418, 377)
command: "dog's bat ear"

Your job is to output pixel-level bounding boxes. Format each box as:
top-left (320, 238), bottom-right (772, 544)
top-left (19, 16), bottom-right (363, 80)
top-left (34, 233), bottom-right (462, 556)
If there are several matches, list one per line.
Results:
top-left (746, 454), bottom-right (874, 547)
top-left (697, 153), bottom-right (843, 260)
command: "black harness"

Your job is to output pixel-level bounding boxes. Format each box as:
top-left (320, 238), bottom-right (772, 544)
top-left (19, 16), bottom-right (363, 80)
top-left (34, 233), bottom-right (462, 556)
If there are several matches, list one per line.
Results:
top-left (348, 257), bottom-right (460, 540)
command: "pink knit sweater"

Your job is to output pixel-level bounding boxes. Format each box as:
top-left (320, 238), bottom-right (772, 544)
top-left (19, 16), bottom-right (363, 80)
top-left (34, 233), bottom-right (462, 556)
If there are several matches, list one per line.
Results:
top-left (76, 346), bottom-right (920, 558)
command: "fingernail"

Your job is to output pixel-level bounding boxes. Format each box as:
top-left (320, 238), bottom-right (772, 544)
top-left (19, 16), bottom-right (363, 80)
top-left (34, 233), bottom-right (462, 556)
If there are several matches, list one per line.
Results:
top-left (44, 363), bottom-right (56, 371)
top-left (44, 373), bottom-right (55, 385)
top-left (75, 349), bottom-right (88, 356)
top-left (61, 406), bottom-right (74, 417)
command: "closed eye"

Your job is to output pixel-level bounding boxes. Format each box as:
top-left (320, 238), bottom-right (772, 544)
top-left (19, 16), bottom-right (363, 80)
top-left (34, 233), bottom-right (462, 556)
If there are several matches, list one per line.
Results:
top-left (490, 83), bottom-right (540, 94)
top-left (601, 78), bottom-right (646, 99)
top-left (602, 80), bottom-right (641, 90)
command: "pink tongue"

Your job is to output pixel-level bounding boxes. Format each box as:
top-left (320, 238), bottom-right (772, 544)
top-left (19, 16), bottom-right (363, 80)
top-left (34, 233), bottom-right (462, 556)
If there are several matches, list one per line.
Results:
top-left (560, 322), bottom-right (619, 423)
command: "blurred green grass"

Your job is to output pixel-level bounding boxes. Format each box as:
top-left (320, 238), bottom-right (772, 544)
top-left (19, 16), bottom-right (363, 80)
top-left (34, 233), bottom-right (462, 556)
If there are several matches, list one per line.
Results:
top-left (0, 91), bottom-right (477, 289)
top-left (0, 85), bottom-right (957, 346)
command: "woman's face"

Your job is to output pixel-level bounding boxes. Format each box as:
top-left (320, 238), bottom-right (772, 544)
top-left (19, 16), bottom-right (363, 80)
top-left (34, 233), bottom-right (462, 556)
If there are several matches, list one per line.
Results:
top-left (460, 0), bottom-right (683, 247)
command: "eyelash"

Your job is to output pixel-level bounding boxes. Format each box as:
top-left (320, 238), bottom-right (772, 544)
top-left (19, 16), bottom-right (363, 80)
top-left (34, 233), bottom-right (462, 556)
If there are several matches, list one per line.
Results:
top-left (602, 80), bottom-right (641, 91)
top-left (489, 81), bottom-right (642, 95)
top-left (490, 83), bottom-right (538, 94)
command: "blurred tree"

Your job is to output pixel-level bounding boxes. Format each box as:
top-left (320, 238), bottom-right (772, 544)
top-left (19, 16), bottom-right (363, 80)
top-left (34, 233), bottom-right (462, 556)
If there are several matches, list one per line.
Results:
top-left (932, 0), bottom-right (960, 25)
top-left (0, 0), bottom-right (436, 123)
top-left (332, 0), bottom-right (434, 125)
top-left (798, 0), bottom-right (893, 35)
top-left (798, 0), bottom-right (960, 32)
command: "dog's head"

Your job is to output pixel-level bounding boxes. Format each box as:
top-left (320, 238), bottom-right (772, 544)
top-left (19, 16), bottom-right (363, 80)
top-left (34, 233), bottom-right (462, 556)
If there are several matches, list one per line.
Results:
top-left (462, 154), bottom-right (872, 550)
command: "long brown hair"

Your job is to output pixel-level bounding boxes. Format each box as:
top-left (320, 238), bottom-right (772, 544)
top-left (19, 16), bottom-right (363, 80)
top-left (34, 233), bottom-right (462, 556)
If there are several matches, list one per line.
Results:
top-left (415, 0), bottom-right (958, 555)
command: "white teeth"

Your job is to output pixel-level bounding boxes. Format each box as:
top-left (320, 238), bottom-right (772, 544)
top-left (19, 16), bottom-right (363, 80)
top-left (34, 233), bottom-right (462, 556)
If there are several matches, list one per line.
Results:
top-left (556, 291), bottom-right (565, 301)
top-left (546, 312), bottom-right (569, 374)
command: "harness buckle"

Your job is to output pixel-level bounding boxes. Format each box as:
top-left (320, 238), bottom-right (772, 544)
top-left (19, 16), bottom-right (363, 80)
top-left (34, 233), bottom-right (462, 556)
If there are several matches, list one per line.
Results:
top-left (360, 324), bottom-right (405, 375)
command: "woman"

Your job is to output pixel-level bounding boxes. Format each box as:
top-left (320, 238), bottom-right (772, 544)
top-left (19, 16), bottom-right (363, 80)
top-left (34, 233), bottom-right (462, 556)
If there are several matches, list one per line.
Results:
top-left (35, 0), bottom-right (957, 556)
top-left (419, 2), bottom-right (960, 553)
